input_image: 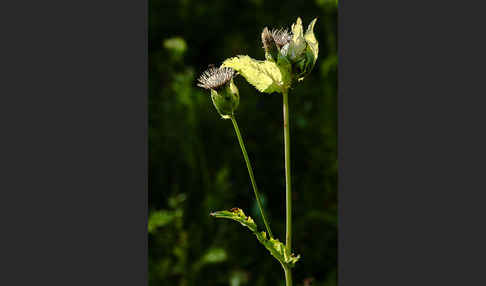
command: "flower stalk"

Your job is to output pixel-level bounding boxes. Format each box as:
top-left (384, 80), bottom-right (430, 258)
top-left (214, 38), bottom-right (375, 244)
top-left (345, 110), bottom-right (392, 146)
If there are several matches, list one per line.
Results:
top-left (231, 116), bottom-right (274, 238)
top-left (282, 89), bottom-right (292, 252)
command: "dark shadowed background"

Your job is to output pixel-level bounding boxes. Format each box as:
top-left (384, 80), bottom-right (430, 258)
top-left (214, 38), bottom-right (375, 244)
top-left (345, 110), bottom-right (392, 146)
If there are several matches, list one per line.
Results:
top-left (149, 0), bottom-right (337, 285)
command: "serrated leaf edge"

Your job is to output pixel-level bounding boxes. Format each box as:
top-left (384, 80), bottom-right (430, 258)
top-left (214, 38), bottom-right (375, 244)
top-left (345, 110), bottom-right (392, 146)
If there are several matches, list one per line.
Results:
top-left (210, 208), bottom-right (300, 267)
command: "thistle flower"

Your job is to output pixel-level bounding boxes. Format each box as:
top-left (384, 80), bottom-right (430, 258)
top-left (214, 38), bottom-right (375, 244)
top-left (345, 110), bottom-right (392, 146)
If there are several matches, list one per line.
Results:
top-left (197, 67), bottom-right (239, 119)
top-left (197, 66), bottom-right (235, 90)
top-left (261, 27), bottom-right (278, 61)
top-left (261, 27), bottom-right (292, 61)
top-left (260, 19), bottom-right (318, 82)
top-left (271, 28), bottom-right (292, 49)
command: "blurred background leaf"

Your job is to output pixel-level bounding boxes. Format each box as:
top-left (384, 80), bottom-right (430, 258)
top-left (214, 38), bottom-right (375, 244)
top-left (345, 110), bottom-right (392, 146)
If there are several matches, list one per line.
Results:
top-left (149, 0), bottom-right (337, 285)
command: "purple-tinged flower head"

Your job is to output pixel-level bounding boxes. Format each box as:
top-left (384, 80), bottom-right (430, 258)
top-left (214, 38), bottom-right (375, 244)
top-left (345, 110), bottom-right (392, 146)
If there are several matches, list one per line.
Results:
top-left (261, 27), bottom-right (292, 61)
top-left (197, 66), bottom-right (239, 119)
top-left (197, 67), bottom-right (235, 90)
top-left (271, 28), bottom-right (292, 49)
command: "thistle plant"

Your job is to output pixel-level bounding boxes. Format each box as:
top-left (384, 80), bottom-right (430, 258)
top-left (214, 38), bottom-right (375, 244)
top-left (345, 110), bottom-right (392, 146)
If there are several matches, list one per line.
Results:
top-left (197, 17), bottom-right (318, 286)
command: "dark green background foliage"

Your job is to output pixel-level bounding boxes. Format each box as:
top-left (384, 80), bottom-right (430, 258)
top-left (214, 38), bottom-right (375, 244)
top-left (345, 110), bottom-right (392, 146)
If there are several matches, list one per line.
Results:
top-left (149, 0), bottom-right (337, 285)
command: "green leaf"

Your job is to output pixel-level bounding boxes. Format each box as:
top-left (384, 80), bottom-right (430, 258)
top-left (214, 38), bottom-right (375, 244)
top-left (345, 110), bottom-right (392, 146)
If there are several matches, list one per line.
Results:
top-left (148, 210), bottom-right (178, 233)
top-left (255, 232), bottom-right (301, 267)
top-left (163, 37), bottom-right (187, 57)
top-left (210, 208), bottom-right (257, 232)
top-left (200, 248), bottom-right (227, 264)
top-left (210, 208), bottom-right (300, 267)
top-left (193, 247), bottom-right (228, 272)
top-left (221, 56), bottom-right (289, 93)
top-left (168, 193), bottom-right (187, 208)
top-left (229, 270), bottom-right (248, 286)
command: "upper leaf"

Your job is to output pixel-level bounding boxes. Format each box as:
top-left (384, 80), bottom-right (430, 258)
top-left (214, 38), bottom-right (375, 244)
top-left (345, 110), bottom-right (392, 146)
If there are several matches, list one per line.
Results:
top-left (221, 55), bottom-right (289, 94)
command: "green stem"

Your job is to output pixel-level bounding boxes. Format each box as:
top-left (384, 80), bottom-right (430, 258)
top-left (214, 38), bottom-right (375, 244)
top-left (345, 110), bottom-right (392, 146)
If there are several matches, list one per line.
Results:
top-left (283, 265), bottom-right (292, 286)
top-left (283, 89), bottom-right (292, 251)
top-left (282, 89), bottom-right (292, 286)
top-left (231, 116), bottom-right (274, 238)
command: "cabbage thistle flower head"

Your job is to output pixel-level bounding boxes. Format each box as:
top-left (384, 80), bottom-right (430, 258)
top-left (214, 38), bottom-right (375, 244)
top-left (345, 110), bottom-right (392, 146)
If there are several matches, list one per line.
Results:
top-left (197, 66), bottom-right (239, 119)
top-left (260, 18), bottom-right (319, 81)
top-left (219, 17), bottom-right (319, 96)
top-left (261, 27), bottom-right (292, 61)
top-left (283, 17), bottom-right (319, 80)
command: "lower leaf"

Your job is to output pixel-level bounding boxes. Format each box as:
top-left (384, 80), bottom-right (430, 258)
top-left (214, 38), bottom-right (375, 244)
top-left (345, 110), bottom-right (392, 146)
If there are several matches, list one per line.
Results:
top-left (210, 208), bottom-right (300, 267)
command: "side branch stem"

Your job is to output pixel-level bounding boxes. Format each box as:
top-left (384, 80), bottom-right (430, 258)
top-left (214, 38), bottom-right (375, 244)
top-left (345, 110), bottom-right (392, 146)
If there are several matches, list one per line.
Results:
top-left (283, 89), bottom-right (292, 251)
top-left (231, 116), bottom-right (273, 238)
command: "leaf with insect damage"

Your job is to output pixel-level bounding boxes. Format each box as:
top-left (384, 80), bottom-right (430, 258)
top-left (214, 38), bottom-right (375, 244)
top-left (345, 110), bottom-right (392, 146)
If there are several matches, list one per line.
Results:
top-left (254, 231), bottom-right (300, 267)
top-left (210, 208), bottom-right (257, 232)
top-left (210, 208), bottom-right (300, 267)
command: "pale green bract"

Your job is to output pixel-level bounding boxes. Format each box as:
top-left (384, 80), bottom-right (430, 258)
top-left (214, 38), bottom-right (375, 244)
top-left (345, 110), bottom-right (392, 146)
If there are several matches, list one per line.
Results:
top-left (288, 17), bottom-right (307, 62)
top-left (290, 17), bottom-right (319, 81)
top-left (210, 78), bottom-right (239, 119)
top-left (221, 55), bottom-right (291, 94)
top-left (211, 208), bottom-right (300, 267)
top-left (304, 18), bottom-right (319, 66)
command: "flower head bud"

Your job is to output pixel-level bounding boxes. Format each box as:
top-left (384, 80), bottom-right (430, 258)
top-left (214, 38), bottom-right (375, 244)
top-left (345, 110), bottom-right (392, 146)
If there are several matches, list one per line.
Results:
top-left (262, 27), bottom-right (292, 61)
top-left (271, 28), bottom-right (292, 50)
top-left (197, 67), bottom-right (239, 119)
top-left (279, 18), bottom-right (319, 81)
top-left (261, 27), bottom-right (279, 61)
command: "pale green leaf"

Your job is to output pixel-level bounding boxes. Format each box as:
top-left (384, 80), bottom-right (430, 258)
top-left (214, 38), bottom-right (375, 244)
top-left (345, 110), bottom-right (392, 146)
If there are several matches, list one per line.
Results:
top-left (221, 55), bottom-right (287, 93)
